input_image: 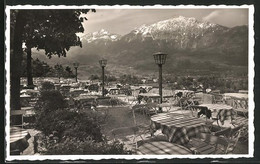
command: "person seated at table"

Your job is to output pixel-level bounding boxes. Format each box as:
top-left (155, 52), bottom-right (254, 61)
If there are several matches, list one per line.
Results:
top-left (137, 95), bottom-right (143, 104)
top-left (139, 87), bottom-right (147, 94)
top-left (197, 106), bottom-right (212, 119)
top-left (176, 92), bottom-right (183, 98)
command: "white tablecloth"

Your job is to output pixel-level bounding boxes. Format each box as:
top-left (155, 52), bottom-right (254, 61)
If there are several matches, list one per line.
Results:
top-left (223, 93), bottom-right (248, 99)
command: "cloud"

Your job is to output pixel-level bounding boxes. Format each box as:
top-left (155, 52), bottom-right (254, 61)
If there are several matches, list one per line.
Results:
top-left (202, 9), bottom-right (248, 27)
top-left (82, 9), bottom-right (248, 35)
top-left (202, 10), bottom-right (221, 22)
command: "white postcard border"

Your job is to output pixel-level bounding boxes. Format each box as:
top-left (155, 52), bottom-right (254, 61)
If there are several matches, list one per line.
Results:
top-left (5, 4), bottom-right (255, 161)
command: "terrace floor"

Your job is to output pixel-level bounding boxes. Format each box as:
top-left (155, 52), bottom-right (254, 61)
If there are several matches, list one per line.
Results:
top-left (22, 105), bottom-right (248, 155)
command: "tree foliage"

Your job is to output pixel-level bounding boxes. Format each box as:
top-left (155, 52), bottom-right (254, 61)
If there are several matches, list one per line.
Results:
top-left (119, 74), bottom-right (142, 85)
top-left (10, 9), bottom-right (95, 111)
top-left (44, 138), bottom-right (131, 155)
top-left (166, 75), bottom-right (248, 93)
top-left (11, 9), bottom-right (95, 58)
top-left (20, 56), bottom-right (75, 78)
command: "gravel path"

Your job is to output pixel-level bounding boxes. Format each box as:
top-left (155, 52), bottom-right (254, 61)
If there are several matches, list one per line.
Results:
top-left (23, 129), bottom-right (41, 155)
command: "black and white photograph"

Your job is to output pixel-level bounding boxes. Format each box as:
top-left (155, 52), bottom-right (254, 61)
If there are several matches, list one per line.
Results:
top-left (5, 5), bottom-right (254, 161)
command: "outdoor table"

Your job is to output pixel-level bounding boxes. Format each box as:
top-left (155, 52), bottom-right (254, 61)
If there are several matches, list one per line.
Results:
top-left (198, 104), bottom-right (236, 125)
top-left (138, 93), bottom-right (160, 103)
top-left (21, 106), bottom-right (36, 116)
top-left (138, 141), bottom-right (192, 155)
top-left (74, 95), bottom-right (98, 109)
top-left (70, 89), bottom-right (85, 97)
top-left (20, 94), bottom-right (32, 107)
top-left (174, 90), bottom-right (194, 98)
top-left (60, 85), bottom-right (71, 97)
top-left (70, 83), bottom-right (80, 88)
top-left (54, 83), bottom-right (61, 90)
top-left (139, 93), bottom-right (160, 98)
top-left (223, 93), bottom-right (248, 100)
top-left (132, 104), bottom-right (149, 115)
top-left (157, 103), bottom-right (172, 111)
top-left (10, 126), bottom-right (31, 155)
top-left (150, 113), bottom-right (210, 145)
top-left (157, 103), bottom-right (181, 112)
top-left (20, 89), bottom-right (39, 97)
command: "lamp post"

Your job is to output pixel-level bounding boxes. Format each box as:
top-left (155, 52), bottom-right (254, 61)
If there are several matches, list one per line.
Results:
top-left (73, 62), bottom-right (79, 82)
top-left (42, 64), bottom-right (48, 77)
top-left (153, 52), bottom-right (167, 112)
top-left (55, 64), bottom-right (62, 83)
top-left (99, 59), bottom-right (107, 97)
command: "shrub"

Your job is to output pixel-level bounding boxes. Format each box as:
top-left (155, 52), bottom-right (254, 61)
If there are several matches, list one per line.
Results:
top-left (97, 97), bottom-right (127, 106)
top-left (44, 137), bottom-right (131, 155)
top-left (35, 90), bottom-right (66, 113)
top-left (35, 89), bottom-right (104, 142)
top-left (35, 108), bottom-right (104, 142)
top-left (40, 81), bottom-right (55, 91)
top-left (34, 85), bottom-right (128, 154)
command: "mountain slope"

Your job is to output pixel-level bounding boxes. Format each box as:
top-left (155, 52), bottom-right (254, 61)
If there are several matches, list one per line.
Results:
top-left (32, 16), bottom-right (248, 77)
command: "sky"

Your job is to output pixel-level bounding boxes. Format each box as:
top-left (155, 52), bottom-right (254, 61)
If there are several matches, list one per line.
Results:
top-left (79, 8), bottom-right (248, 36)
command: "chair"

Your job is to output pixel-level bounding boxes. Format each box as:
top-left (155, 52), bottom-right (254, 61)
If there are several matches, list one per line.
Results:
top-left (188, 133), bottom-right (228, 154)
top-left (10, 110), bottom-right (26, 128)
top-left (211, 93), bottom-right (225, 104)
top-left (145, 103), bottom-right (158, 116)
top-left (227, 124), bottom-right (244, 151)
top-left (110, 106), bottom-right (151, 152)
top-left (132, 105), bottom-right (154, 140)
top-left (179, 97), bottom-right (197, 115)
top-left (159, 96), bottom-right (176, 112)
top-left (231, 98), bottom-right (248, 142)
top-left (157, 103), bottom-right (181, 113)
top-left (188, 125), bottom-right (242, 154)
top-left (231, 116), bottom-right (248, 127)
top-left (132, 104), bottom-right (148, 116)
top-left (109, 96), bottom-right (120, 106)
top-left (192, 96), bottom-right (203, 105)
top-left (212, 127), bottom-right (232, 138)
top-left (232, 98), bottom-right (248, 118)
top-left (127, 89), bottom-right (140, 105)
top-left (28, 97), bottom-right (38, 107)
top-left (110, 126), bottom-right (141, 151)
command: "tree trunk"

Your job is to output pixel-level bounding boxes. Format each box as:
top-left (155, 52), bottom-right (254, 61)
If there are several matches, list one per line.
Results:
top-left (10, 10), bottom-right (26, 125)
top-left (26, 47), bottom-right (34, 86)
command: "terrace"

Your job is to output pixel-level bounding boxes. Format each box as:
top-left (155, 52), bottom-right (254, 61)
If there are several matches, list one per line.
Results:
top-left (11, 77), bottom-right (249, 155)
top-left (7, 8), bottom-right (251, 159)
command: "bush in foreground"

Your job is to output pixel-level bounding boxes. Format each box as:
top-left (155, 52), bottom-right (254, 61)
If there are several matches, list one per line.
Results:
top-left (34, 86), bottom-right (130, 154)
top-left (43, 137), bottom-right (131, 155)
top-left (40, 81), bottom-right (55, 91)
top-left (35, 89), bottom-right (103, 142)
top-left (35, 90), bottom-right (66, 113)
top-left (35, 107), bottom-right (104, 142)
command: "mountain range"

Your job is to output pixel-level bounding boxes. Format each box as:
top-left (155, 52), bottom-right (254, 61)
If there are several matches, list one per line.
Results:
top-left (32, 16), bottom-right (248, 78)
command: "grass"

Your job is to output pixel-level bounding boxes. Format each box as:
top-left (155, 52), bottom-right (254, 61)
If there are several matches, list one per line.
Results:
top-left (100, 106), bottom-right (150, 136)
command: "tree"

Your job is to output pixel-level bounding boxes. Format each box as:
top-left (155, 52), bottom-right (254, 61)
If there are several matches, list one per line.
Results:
top-left (89, 74), bottom-right (100, 80)
top-left (54, 64), bottom-right (63, 81)
top-left (10, 9), bottom-right (95, 124)
top-left (20, 9), bottom-right (95, 86)
top-left (10, 10), bottom-right (28, 118)
top-left (65, 66), bottom-right (74, 78)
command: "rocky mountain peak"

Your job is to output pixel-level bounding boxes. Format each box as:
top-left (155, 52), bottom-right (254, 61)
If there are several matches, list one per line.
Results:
top-left (81, 29), bottom-right (121, 43)
top-left (133, 16), bottom-right (224, 36)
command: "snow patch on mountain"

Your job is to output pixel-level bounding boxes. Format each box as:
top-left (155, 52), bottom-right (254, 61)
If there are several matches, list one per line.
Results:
top-left (81, 29), bottom-right (121, 43)
top-left (131, 16), bottom-right (224, 39)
